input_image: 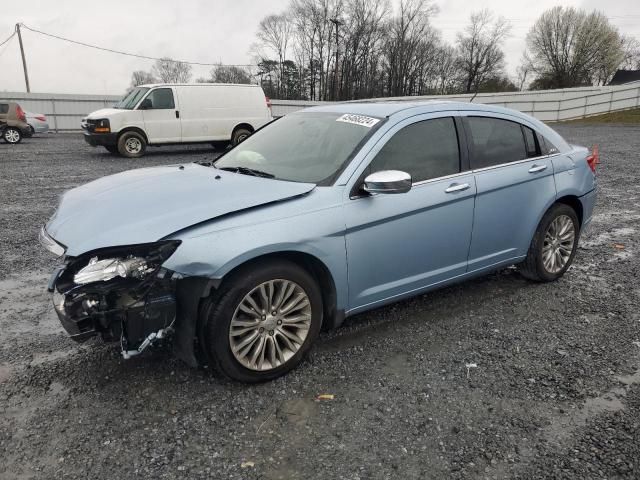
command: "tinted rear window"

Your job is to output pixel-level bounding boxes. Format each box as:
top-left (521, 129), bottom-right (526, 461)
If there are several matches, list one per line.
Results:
top-left (467, 117), bottom-right (527, 169)
top-left (0, 104), bottom-right (8, 114)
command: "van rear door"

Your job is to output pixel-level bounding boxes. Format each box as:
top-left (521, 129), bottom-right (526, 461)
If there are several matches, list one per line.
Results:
top-left (140, 87), bottom-right (181, 144)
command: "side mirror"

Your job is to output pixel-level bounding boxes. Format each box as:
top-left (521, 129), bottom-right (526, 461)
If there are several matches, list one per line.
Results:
top-left (138, 99), bottom-right (152, 110)
top-left (363, 170), bottom-right (412, 194)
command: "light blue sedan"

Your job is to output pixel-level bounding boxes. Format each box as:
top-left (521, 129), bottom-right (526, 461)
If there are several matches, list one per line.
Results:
top-left (40, 101), bottom-right (598, 382)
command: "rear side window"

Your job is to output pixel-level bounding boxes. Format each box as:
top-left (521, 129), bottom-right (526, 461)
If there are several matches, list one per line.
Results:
top-left (369, 117), bottom-right (460, 183)
top-left (0, 104), bottom-right (8, 114)
top-left (145, 88), bottom-right (175, 109)
top-left (467, 117), bottom-right (527, 169)
top-left (523, 126), bottom-right (539, 157)
top-left (539, 136), bottom-right (559, 155)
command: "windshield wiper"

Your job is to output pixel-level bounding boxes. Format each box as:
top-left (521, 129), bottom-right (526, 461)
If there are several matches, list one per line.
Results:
top-left (217, 166), bottom-right (275, 179)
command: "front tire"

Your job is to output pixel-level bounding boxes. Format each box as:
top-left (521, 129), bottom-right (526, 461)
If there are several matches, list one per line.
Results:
top-left (519, 203), bottom-right (580, 282)
top-left (117, 131), bottom-right (146, 158)
top-left (201, 260), bottom-right (323, 383)
top-left (3, 127), bottom-right (22, 144)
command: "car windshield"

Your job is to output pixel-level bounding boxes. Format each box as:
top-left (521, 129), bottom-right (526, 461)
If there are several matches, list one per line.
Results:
top-left (214, 112), bottom-right (383, 184)
top-left (115, 87), bottom-right (149, 109)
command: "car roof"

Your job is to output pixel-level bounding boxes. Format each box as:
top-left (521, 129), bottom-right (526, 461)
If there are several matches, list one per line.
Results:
top-left (138, 83), bottom-right (261, 88)
top-left (305, 100), bottom-right (529, 119)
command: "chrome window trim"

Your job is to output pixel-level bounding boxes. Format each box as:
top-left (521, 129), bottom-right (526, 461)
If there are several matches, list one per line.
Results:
top-left (471, 153), bottom-right (561, 174)
top-left (411, 170), bottom-right (472, 187)
top-left (351, 152), bottom-right (562, 198)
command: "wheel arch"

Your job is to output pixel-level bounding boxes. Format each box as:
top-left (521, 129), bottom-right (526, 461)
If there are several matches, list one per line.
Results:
top-left (117, 126), bottom-right (148, 144)
top-left (232, 123), bottom-right (255, 136)
top-left (212, 250), bottom-right (341, 331)
top-left (555, 195), bottom-right (584, 226)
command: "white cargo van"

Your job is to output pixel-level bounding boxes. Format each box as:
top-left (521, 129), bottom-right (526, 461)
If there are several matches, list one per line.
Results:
top-left (81, 83), bottom-right (272, 157)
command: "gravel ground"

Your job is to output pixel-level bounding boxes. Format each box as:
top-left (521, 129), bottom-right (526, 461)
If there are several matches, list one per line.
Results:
top-left (0, 128), bottom-right (639, 480)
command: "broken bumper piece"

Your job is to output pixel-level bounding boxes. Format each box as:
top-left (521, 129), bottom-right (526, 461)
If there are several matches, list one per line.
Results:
top-left (49, 241), bottom-right (182, 355)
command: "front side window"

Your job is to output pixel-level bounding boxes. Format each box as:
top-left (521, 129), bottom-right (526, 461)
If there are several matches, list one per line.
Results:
top-left (115, 87), bottom-right (149, 109)
top-left (467, 117), bottom-right (527, 169)
top-left (368, 117), bottom-right (460, 183)
top-left (143, 88), bottom-right (175, 110)
top-left (215, 112), bottom-right (382, 184)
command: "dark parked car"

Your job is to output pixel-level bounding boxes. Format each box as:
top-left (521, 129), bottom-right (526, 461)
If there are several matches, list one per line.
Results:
top-left (0, 101), bottom-right (31, 144)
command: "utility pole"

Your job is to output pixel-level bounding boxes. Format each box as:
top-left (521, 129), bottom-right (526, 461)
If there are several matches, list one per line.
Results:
top-left (329, 18), bottom-right (342, 101)
top-left (15, 24), bottom-right (31, 93)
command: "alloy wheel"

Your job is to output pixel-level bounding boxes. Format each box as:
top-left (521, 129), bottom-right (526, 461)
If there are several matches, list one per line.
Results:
top-left (4, 129), bottom-right (20, 143)
top-left (542, 214), bottom-right (575, 274)
top-left (229, 279), bottom-right (312, 371)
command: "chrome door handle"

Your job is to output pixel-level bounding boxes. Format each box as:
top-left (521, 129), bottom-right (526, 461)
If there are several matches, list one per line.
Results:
top-left (445, 183), bottom-right (470, 193)
top-left (528, 164), bottom-right (547, 173)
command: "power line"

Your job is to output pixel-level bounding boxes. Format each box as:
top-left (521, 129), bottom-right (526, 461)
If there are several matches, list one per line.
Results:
top-left (0, 32), bottom-right (15, 59)
top-left (19, 23), bottom-right (256, 68)
top-left (0, 31), bottom-right (16, 48)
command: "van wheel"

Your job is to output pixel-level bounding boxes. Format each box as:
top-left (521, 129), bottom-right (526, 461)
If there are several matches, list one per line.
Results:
top-left (231, 128), bottom-right (252, 146)
top-left (118, 131), bottom-right (146, 158)
top-left (519, 203), bottom-right (580, 282)
top-left (3, 127), bottom-right (22, 144)
top-left (201, 259), bottom-right (323, 383)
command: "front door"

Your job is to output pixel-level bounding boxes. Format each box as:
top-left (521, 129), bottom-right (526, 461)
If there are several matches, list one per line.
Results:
top-left (344, 115), bottom-right (476, 312)
top-left (140, 87), bottom-right (181, 143)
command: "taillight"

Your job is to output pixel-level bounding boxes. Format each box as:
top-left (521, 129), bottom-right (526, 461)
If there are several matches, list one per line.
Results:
top-left (265, 96), bottom-right (272, 113)
top-left (35, 115), bottom-right (46, 122)
top-left (16, 105), bottom-right (26, 123)
top-left (586, 145), bottom-right (599, 173)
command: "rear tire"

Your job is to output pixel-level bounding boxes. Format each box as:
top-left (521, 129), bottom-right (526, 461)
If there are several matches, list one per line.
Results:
top-left (201, 260), bottom-right (323, 383)
top-left (231, 127), bottom-right (252, 146)
top-left (117, 131), bottom-right (146, 158)
top-left (519, 203), bottom-right (580, 282)
top-left (3, 127), bottom-right (22, 144)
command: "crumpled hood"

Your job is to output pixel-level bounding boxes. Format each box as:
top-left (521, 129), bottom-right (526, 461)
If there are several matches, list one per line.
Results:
top-left (47, 163), bottom-right (315, 256)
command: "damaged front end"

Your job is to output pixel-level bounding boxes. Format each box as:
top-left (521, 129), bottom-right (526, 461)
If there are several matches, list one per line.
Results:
top-left (46, 237), bottom-right (183, 359)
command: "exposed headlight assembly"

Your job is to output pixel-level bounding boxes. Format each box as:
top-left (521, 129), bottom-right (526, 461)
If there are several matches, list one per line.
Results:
top-left (74, 257), bottom-right (151, 285)
top-left (70, 240), bottom-right (181, 286)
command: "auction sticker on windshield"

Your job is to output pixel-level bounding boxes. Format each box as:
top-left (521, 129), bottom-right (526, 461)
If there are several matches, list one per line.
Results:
top-left (336, 114), bottom-right (380, 128)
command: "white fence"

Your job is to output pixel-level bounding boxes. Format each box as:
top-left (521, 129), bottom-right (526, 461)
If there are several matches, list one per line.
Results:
top-left (3, 82), bottom-right (639, 131)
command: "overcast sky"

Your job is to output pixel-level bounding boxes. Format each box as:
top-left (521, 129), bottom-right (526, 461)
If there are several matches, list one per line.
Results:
top-left (1, 0), bottom-right (639, 96)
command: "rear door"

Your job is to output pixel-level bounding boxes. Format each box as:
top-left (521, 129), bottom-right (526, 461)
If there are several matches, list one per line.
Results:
top-left (140, 87), bottom-right (181, 143)
top-left (464, 114), bottom-right (556, 271)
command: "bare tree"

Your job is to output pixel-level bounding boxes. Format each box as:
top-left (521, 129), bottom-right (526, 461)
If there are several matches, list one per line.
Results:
top-left (456, 10), bottom-right (510, 93)
top-left (432, 44), bottom-right (458, 94)
top-left (200, 64), bottom-right (253, 84)
top-left (383, 0), bottom-right (439, 97)
top-left (619, 35), bottom-right (640, 70)
top-left (130, 70), bottom-right (156, 88)
top-left (257, 13), bottom-right (293, 97)
top-left (151, 57), bottom-right (193, 83)
top-left (516, 56), bottom-right (531, 91)
top-left (525, 7), bottom-right (624, 88)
